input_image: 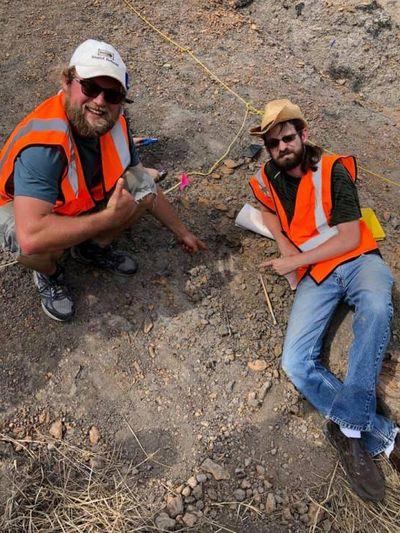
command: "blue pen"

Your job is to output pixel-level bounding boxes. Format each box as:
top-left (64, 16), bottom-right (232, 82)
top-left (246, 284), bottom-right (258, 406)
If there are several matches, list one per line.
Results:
top-left (139, 137), bottom-right (158, 146)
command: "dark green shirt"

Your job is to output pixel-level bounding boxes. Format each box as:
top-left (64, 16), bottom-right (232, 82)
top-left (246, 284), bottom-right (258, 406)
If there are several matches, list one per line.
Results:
top-left (264, 159), bottom-right (362, 226)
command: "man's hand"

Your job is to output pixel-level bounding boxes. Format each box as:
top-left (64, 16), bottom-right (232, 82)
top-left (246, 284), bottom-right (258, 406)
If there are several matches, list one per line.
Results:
top-left (277, 239), bottom-right (300, 258)
top-left (178, 231), bottom-right (207, 253)
top-left (106, 178), bottom-right (136, 226)
top-left (261, 255), bottom-right (302, 276)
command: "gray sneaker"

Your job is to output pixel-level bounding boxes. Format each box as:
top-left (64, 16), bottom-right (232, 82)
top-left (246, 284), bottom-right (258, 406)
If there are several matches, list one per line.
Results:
top-left (71, 241), bottom-right (138, 276)
top-left (33, 266), bottom-right (74, 321)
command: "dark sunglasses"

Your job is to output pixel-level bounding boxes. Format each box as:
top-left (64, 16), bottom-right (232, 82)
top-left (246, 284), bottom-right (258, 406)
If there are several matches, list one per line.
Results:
top-left (265, 131), bottom-right (301, 150)
top-left (74, 77), bottom-right (128, 104)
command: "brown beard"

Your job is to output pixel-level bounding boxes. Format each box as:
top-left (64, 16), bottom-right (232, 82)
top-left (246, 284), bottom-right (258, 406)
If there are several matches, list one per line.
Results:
top-left (64, 94), bottom-right (118, 138)
top-left (273, 145), bottom-right (304, 171)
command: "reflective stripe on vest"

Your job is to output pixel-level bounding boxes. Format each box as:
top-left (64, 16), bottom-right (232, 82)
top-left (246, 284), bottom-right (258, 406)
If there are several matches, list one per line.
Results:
top-left (248, 165), bottom-right (277, 211)
top-left (0, 118), bottom-right (69, 176)
top-left (110, 120), bottom-right (131, 170)
top-left (298, 161), bottom-right (338, 252)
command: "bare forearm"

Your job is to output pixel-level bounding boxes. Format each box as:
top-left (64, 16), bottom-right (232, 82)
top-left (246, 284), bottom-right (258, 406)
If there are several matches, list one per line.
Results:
top-left (291, 226), bottom-right (361, 269)
top-left (260, 208), bottom-right (291, 248)
top-left (149, 188), bottom-right (188, 238)
top-left (19, 210), bottom-right (113, 254)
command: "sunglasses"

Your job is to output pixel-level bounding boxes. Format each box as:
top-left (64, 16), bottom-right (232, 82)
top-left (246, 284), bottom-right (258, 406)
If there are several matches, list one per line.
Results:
top-left (74, 77), bottom-right (127, 105)
top-left (265, 132), bottom-right (301, 150)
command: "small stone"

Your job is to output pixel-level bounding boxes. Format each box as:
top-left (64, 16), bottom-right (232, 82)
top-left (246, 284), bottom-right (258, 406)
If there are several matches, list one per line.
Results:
top-left (182, 486), bottom-right (191, 497)
top-left (38, 410), bottom-right (49, 425)
top-left (196, 473), bottom-right (207, 483)
top-left (155, 512), bottom-right (176, 531)
top-left (234, 488), bottom-right (246, 502)
top-left (196, 500), bottom-right (205, 511)
top-left (207, 487), bottom-right (218, 500)
top-left (248, 359), bottom-right (267, 372)
top-left (49, 420), bottom-right (63, 440)
top-left (215, 202), bottom-right (229, 212)
top-left (89, 426), bottom-right (100, 446)
top-left (192, 485), bottom-right (203, 500)
top-left (220, 166), bottom-right (234, 176)
top-left (223, 158), bottom-right (241, 169)
top-left (143, 317), bottom-right (154, 334)
top-left (294, 501), bottom-right (308, 515)
top-left (202, 458), bottom-right (230, 480)
top-left (274, 344), bottom-right (282, 357)
top-left (166, 494), bottom-right (183, 518)
top-left (247, 391), bottom-right (260, 408)
top-left (182, 513), bottom-right (197, 527)
top-left (265, 493), bottom-right (276, 514)
top-left (258, 381), bottom-right (272, 400)
top-left (256, 465), bottom-right (265, 476)
top-left (282, 506), bottom-right (293, 521)
top-left (241, 479), bottom-right (251, 489)
top-left (187, 476), bottom-right (198, 488)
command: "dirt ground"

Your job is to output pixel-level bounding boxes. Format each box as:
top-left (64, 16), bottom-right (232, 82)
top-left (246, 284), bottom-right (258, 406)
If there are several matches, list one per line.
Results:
top-left (0, 0), bottom-right (399, 531)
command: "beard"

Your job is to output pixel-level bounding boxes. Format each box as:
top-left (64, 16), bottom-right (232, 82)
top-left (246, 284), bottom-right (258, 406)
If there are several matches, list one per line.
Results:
top-left (272, 144), bottom-right (304, 171)
top-left (64, 94), bottom-right (119, 138)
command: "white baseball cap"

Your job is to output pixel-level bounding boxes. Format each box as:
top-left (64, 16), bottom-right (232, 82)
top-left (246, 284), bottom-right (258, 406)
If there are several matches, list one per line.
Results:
top-left (69, 39), bottom-right (129, 91)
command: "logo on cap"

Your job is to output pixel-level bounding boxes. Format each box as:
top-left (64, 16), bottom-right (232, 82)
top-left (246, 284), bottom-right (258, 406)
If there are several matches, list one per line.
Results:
top-left (97, 48), bottom-right (115, 60)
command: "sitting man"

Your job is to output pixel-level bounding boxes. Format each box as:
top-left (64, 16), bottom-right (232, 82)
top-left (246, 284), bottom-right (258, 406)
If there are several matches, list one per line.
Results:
top-left (249, 99), bottom-right (398, 501)
top-left (0, 39), bottom-right (206, 321)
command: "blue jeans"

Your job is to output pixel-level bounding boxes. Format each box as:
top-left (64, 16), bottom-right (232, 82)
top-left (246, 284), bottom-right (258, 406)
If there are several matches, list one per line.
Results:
top-left (282, 254), bottom-right (396, 456)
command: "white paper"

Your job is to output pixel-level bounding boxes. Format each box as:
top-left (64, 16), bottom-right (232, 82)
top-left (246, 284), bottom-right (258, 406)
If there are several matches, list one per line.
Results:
top-left (235, 203), bottom-right (274, 239)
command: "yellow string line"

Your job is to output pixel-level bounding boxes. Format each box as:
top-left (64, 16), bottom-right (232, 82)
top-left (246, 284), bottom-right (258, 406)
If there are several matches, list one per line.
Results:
top-left (308, 141), bottom-right (400, 188)
top-left (164, 104), bottom-right (250, 194)
top-left (122, 0), bottom-right (399, 189)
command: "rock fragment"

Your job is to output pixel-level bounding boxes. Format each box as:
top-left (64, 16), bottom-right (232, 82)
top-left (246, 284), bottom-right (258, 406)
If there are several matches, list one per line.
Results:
top-left (166, 494), bottom-right (183, 518)
top-left (182, 512), bottom-right (198, 527)
top-left (89, 426), bottom-right (100, 446)
top-left (265, 493), bottom-right (277, 514)
top-left (202, 458), bottom-right (230, 480)
top-left (155, 512), bottom-right (176, 531)
top-left (248, 359), bottom-right (267, 372)
top-left (49, 420), bottom-right (63, 440)
top-left (234, 488), bottom-right (246, 501)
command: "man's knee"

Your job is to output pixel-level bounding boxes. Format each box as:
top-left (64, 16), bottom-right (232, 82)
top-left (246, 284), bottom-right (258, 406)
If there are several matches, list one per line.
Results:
top-left (358, 292), bottom-right (393, 324)
top-left (281, 344), bottom-right (307, 385)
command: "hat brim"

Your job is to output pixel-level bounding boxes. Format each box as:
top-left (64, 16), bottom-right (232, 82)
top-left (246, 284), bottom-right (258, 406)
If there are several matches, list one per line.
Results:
top-left (75, 65), bottom-right (127, 91)
top-left (249, 126), bottom-right (267, 137)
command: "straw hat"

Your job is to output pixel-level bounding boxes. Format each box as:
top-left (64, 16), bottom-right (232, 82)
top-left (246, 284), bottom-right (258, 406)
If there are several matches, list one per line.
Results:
top-left (250, 99), bottom-right (307, 136)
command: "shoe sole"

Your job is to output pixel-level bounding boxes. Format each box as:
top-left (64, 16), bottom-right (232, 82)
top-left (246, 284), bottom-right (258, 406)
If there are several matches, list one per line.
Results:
top-left (40, 302), bottom-right (72, 322)
top-left (324, 424), bottom-right (385, 503)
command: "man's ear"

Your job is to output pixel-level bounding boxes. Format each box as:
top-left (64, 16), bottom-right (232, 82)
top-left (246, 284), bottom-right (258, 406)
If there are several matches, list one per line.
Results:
top-left (300, 128), bottom-right (309, 142)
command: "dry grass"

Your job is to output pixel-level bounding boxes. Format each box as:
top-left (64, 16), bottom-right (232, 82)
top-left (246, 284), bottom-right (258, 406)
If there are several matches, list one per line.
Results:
top-left (309, 457), bottom-right (400, 533)
top-left (0, 433), bottom-right (167, 533)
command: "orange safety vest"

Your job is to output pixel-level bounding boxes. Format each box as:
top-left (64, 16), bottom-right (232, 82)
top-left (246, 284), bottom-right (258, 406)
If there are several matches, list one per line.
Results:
top-left (249, 154), bottom-right (378, 284)
top-left (0, 93), bottom-right (131, 216)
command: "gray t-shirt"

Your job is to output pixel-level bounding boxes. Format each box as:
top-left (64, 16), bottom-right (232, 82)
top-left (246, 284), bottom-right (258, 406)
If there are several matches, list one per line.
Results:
top-left (13, 130), bottom-right (140, 204)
